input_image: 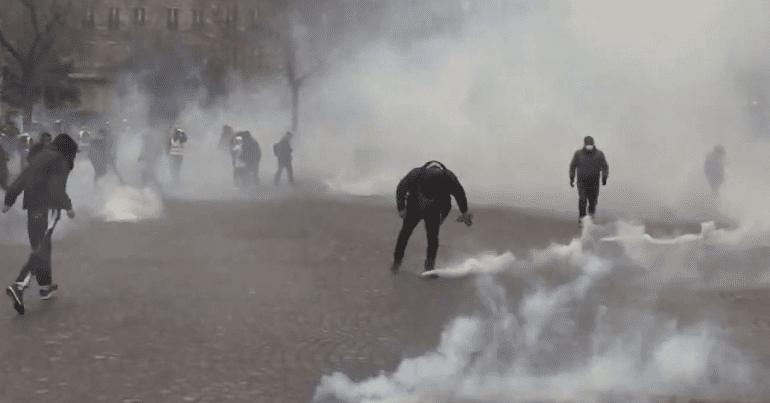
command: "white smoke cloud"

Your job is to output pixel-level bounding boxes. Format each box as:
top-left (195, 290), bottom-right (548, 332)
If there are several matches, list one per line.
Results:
top-left (312, 218), bottom-right (769, 403)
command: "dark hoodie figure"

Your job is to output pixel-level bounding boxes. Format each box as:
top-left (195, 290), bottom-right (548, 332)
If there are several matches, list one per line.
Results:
top-left (27, 132), bottom-right (53, 163)
top-left (704, 145), bottom-right (726, 195)
top-left (273, 131), bottom-right (294, 185)
top-left (232, 131), bottom-right (261, 189)
top-left (89, 135), bottom-right (109, 182)
top-left (569, 136), bottom-right (609, 227)
top-left (2, 133), bottom-right (78, 315)
top-left (167, 128), bottom-right (188, 186)
top-left (220, 125), bottom-right (234, 150)
top-left (391, 161), bottom-right (473, 277)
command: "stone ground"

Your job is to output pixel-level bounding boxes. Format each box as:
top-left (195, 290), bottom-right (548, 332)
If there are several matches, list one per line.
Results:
top-left (0, 188), bottom-right (768, 403)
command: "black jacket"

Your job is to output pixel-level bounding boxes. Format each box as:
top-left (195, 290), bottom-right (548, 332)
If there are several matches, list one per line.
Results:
top-left (273, 138), bottom-right (292, 162)
top-left (27, 142), bottom-right (53, 162)
top-left (5, 148), bottom-right (73, 210)
top-left (570, 148), bottom-right (608, 183)
top-left (396, 163), bottom-right (468, 216)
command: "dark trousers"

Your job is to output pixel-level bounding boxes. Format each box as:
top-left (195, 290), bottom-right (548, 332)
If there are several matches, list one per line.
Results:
top-left (16, 209), bottom-right (53, 286)
top-left (393, 208), bottom-right (448, 271)
top-left (0, 164), bottom-right (7, 190)
top-left (274, 159), bottom-right (293, 184)
top-left (577, 180), bottom-right (600, 218)
top-left (234, 164), bottom-right (260, 188)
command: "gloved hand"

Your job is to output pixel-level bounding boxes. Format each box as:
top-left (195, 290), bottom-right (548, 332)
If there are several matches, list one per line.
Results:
top-left (1, 204), bottom-right (10, 214)
top-left (570, 180), bottom-right (574, 188)
top-left (66, 209), bottom-right (75, 219)
top-left (457, 212), bottom-right (473, 227)
top-left (602, 178), bottom-right (607, 186)
top-left (398, 209), bottom-right (407, 220)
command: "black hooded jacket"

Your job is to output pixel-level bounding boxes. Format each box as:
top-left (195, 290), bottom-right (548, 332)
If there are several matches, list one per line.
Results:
top-left (5, 134), bottom-right (77, 210)
top-left (570, 147), bottom-right (608, 183)
top-left (396, 161), bottom-right (468, 216)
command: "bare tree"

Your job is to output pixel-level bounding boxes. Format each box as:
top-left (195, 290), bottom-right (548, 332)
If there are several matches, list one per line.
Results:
top-left (269, 2), bottom-right (327, 137)
top-left (0, 0), bottom-right (75, 131)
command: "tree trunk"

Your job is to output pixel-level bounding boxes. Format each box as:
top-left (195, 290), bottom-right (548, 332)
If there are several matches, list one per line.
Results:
top-left (22, 105), bottom-right (32, 132)
top-left (291, 82), bottom-right (299, 135)
top-left (21, 66), bottom-right (34, 132)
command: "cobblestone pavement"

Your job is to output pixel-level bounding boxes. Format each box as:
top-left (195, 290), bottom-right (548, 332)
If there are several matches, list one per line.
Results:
top-left (0, 193), bottom-right (766, 402)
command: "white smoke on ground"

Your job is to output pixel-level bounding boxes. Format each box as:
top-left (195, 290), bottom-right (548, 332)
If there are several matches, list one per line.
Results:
top-left (311, 216), bottom-right (770, 403)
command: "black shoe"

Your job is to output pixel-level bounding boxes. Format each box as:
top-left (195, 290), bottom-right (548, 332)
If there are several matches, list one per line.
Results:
top-left (390, 260), bottom-right (402, 273)
top-left (423, 270), bottom-right (439, 279)
top-left (39, 284), bottom-right (58, 300)
top-left (6, 284), bottom-right (24, 315)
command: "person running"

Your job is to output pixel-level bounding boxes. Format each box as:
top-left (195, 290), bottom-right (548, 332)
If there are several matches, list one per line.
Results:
top-left (2, 133), bottom-right (79, 315)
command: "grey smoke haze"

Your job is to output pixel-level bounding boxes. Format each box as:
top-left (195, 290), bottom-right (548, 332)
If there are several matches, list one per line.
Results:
top-left (6, 0), bottom-right (770, 232)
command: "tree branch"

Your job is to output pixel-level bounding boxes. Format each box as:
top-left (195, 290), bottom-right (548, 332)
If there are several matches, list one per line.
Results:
top-left (27, 9), bottom-right (65, 61)
top-left (0, 30), bottom-right (24, 63)
top-left (19, 0), bottom-right (40, 36)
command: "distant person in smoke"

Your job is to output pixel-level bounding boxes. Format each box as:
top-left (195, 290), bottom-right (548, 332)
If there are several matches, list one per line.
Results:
top-left (569, 136), bottom-right (609, 227)
top-left (27, 132), bottom-right (53, 163)
top-left (273, 131), bottom-right (294, 186)
top-left (220, 125), bottom-right (235, 150)
top-left (17, 133), bottom-right (34, 172)
top-left (77, 130), bottom-right (92, 151)
top-left (167, 128), bottom-right (188, 186)
top-left (2, 133), bottom-right (79, 315)
top-left (230, 134), bottom-right (246, 189)
top-left (704, 145), bottom-right (726, 196)
top-left (231, 131), bottom-right (261, 189)
top-left (138, 144), bottom-right (162, 188)
top-left (391, 161), bottom-right (473, 278)
top-left (89, 135), bottom-right (109, 183)
top-left (53, 120), bottom-right (63, 135)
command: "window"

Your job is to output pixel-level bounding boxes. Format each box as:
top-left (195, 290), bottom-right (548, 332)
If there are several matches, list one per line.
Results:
top-left (167, 8), bottom-right (179, 31)
top-left (133, 8), bottom-right (145, 26)
top-left (108, 7), bottom-right (120, 29)
top-left (192, 10), bottom-right (204, 31)
top-left (82, 7), bottom-right (94, 29)
top-left (248, 8), bottom-right (259, 29)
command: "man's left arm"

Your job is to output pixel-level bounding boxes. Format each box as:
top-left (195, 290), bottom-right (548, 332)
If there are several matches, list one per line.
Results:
top-left (447, 171), bottom-right (469, 214)
top-left (601, 152), bottom-right (609, 185)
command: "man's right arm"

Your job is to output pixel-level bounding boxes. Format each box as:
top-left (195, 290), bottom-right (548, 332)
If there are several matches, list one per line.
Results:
top-left (569, 151), bottom-right (579, 182)
top-left (3, 150), bottom-right (50, 207)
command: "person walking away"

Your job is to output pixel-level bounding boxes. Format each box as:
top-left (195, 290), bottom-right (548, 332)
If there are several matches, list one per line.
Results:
top-left (569, 136), bottom-right (609, 227)
top-left (391, 161), bottom-right (473, 278)
top-left (2, 133), bottom-right (78, 315)
top-left (167, 128), bottom-right (187, 186)
top-left (704, 145), bottom-right (726, 196)
top-left (273, 131), bottom-right (294, 186)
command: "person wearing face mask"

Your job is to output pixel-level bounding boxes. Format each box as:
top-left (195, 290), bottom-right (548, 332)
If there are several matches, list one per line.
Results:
top-left (569, 136), bottom-right (608, 227)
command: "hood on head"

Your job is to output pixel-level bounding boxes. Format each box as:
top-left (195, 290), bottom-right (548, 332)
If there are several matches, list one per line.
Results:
top-left (53, 133), bottom-right (78, 171)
